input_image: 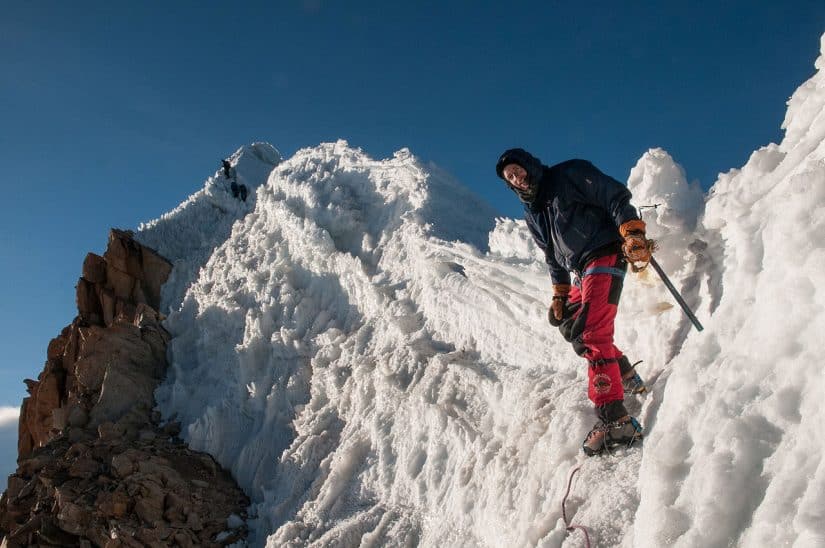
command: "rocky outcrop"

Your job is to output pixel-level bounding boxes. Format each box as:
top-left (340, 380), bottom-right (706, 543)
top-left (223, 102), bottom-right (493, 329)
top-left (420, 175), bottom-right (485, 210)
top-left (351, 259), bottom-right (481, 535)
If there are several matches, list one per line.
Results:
top-left (1, 421), bottom-right (249, 547)
top-left (0, 230), bottom-right (249, 547)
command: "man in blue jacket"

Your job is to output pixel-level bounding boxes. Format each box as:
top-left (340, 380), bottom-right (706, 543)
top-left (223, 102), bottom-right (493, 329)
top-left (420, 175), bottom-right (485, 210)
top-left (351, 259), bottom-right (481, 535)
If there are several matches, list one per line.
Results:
top-left (496, 148), bottom-right (651, 456)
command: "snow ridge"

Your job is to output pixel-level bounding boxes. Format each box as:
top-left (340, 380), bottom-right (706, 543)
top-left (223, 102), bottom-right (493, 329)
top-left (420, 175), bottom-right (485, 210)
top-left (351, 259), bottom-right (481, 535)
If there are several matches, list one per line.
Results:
top-left (137, 142), bottom-right (282, 314)
top-left (635, 34), bottom-right (825, 548)
top-left (135, 34), bottom-right (825, 548)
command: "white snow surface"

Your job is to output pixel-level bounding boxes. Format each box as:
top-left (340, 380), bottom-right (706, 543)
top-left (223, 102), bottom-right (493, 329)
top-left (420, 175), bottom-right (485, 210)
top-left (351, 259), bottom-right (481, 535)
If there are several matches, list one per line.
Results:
top-left (135, 36), bottom-right (825, 548)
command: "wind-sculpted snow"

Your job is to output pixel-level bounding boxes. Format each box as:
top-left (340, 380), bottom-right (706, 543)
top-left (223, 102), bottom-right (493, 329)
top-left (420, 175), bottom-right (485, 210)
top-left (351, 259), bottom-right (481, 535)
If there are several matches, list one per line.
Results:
top-left (136, 142), bottom-right (282, 314)
top-left (140, 34), bottom-right (825, 548)
top-left (635, 34), bottom-right (825, 548)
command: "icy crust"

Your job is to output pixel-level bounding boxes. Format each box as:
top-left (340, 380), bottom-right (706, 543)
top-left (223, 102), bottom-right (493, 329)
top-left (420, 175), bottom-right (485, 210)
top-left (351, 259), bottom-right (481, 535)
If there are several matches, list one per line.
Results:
top-left (149, 138), bottom-right (705, 547)
top-left (488, 217), bottom-right (543, 262)
top-left (136, 142), bottom-right (282, 314)
top-left (636, 37), bottom-right (825, 547)
top-left (144, 34), bottom-right (825, 546)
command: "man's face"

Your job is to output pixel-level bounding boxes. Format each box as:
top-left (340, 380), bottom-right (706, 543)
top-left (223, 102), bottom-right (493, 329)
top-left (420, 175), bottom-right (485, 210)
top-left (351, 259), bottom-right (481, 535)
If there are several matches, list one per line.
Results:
top-left (502, 164), bottom-right (529, 190)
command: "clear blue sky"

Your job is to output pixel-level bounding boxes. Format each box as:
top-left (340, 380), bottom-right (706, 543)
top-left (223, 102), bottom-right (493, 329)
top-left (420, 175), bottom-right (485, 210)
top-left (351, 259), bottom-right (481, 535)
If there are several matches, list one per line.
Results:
top-left (1, 1), bottom-right (823, 407)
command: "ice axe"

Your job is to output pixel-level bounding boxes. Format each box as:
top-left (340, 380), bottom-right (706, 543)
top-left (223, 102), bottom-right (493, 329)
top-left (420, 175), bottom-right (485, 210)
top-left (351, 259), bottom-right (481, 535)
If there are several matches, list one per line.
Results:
top-left (636, 204), bottom-right (704, 332)
top-left (648, 256), bottom-right (704, 332)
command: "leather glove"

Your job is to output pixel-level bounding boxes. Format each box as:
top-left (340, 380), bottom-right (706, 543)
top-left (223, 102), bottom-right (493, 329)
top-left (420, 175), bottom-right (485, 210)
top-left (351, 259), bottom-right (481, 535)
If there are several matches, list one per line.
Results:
top-left (549, 284), bottom-right (571, 323)
top-left (619, 220), bottom-right (655, 271)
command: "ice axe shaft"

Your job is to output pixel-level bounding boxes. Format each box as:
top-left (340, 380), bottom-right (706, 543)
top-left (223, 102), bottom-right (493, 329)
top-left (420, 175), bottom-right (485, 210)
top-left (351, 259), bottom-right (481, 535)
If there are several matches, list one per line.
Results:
top-left (649, 256), bottom-right (704, 331)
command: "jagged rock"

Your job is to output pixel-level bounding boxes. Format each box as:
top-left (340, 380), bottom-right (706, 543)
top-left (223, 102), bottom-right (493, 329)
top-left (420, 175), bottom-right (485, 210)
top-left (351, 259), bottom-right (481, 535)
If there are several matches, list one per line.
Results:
top-left (131, 281), bottom-right (147, 308)
top-left (96, 490), bottom-right (130, 518)
top-left (106, 263), bottom-right (137, 300)
top-left (162, 492), bottom-right (187, 523)
top-left (51, 406), bottom-right (69, 431)
top-left (67, 428), bottom-right (94, 445)
top-left (67, 405), bottom-right (89, 428)
top-left (134, 494), bottom-right (164, 526)
top-left (100, 286), bottom-right (116, 327)
top-left (3, 479), bottom-right (24, 503)
top-left (115, 298), bottom-right (139, 325)
top-left (106, 230), bottom-right (137, 271)
top-left (82, 253), bottom-right (107, 284)
top-left (138, 430), bottom-right (155, 442)
top-left (98, 421), bottom-right (126, 443)
top-left (91, 366), bottom-right (155, 429)
top-left (47, 329), bottom-right (69, 362)
top-left (1, 229), bottom-right (248, 547)
top-left (85, 525), bottom-right (110, 547)
top-left (138, 457), bottom-right (183, 489)
top-left (185, 510), bottom-right (203, 532)
top-left (139, 248), bottom-right (172, 310)
top-left (56, 499), bottom-right (90, 536)
top-left (73, 356), bottom-right (106, 394)
top-left (134, 526), bottom-right (163, 546)
top-left (23, 368), bottom-right (62, 450)
top-left (110, 451), bottom-right (136, 479)
top-left (68, 457), bottom-right (99, 480)
top-left (18, 454), bottom-right (50, 477)
top-left (7, 513), bottom-right (42, 543)
top-left (62, 320), bottom-right (81, 373)
top-left (17, 400), bottom-right (33, 459)
top-left (76, 278), bottom-right (103, 326)
top-left (172, 531), bottom-right (195, 548)
top-left (162, 421), bottom-right (181, 438)
top-left (39, 515), bottom-right (80, 546)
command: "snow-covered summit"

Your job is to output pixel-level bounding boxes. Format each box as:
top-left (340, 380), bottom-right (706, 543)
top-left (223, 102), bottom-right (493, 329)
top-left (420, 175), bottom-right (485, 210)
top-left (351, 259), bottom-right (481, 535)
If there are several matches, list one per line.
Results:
top-left (133, 34), bottom-right (825, 548)
top-left (137, 142), bottom-right (282, 312)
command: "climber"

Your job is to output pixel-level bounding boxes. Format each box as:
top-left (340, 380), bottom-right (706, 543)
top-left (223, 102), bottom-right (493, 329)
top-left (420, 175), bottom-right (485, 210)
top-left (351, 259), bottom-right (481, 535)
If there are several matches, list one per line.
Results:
top-left (495, 148), bottom-right (651, 456)
top-left (222, 159), bottom-right (247, 202)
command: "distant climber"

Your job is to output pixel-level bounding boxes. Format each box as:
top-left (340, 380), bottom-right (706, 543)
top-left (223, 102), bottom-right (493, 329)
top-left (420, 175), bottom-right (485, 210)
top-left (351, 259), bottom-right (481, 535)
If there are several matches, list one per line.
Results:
top-left (222, 159), bottom-right (248, 202)
top-left (496, 148), bottom-right (652, 456)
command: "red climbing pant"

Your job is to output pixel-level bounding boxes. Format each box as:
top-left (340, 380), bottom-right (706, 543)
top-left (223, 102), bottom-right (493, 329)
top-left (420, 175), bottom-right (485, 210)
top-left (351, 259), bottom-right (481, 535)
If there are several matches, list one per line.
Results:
top-left (567, 254), bottom-right (627, 407)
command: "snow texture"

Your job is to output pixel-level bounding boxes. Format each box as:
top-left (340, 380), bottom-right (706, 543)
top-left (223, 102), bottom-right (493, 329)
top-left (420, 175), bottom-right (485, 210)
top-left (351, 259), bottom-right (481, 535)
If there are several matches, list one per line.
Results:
top-left (134, 35), bottom-right (825, 548)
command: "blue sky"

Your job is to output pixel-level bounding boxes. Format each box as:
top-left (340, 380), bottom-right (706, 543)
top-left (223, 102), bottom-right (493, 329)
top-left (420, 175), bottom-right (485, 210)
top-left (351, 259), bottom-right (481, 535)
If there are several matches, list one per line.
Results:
top-left (0, 1), bottom-right (823, 407)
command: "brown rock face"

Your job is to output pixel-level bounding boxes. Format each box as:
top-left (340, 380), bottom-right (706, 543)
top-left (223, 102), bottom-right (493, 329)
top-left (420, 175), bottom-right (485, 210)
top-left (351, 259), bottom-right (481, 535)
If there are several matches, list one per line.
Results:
top-left (0, 229), bottom-right (250, 547)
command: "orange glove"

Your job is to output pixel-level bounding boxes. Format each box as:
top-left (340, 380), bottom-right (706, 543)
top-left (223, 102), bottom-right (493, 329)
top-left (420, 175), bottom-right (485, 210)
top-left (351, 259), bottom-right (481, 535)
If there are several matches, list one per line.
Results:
top-left (550, 284), bottom-right (571, 322)
top-left (619, 220), bottom-right (654, 270)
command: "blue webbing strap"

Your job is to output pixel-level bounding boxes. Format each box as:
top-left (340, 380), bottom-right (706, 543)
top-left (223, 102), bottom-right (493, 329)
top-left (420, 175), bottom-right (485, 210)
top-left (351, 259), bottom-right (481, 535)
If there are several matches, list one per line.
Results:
top-left (573, 266), bottom-right (626, 287)
top-left (582, 266), bottom-right (626, 278)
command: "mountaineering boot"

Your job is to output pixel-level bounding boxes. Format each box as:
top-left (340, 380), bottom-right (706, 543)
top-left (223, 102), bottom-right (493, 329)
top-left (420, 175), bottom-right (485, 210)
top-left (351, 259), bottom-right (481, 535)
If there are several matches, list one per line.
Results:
top-left (622, 370), bottom-right (647, 395)
top-left (618, 356), bottom-right (647, 394)
top-left (582, 416), bottom-right (643, 456)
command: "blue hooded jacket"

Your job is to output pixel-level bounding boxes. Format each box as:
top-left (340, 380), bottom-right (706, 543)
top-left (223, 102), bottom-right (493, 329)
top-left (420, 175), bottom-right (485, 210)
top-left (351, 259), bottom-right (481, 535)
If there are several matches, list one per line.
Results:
top-left (496, 149), bottom-right (639, 286)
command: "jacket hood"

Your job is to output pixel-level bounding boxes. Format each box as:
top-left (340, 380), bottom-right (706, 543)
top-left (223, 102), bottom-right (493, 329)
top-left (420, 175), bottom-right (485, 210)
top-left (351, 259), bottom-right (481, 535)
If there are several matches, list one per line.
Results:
top-left (495, 148), bottom-right (546, 206)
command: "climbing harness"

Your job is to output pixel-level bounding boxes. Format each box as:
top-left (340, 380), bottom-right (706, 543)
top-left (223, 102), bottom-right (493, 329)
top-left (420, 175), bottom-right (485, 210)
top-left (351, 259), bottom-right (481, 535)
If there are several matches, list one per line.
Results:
top-left (573, 265), bottom-right (626, 288)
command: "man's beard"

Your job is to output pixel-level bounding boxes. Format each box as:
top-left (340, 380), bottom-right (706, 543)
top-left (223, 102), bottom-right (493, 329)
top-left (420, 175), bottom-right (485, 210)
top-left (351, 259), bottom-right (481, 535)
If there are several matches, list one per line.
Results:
top-left (509, 182), bottom-right (538, 204)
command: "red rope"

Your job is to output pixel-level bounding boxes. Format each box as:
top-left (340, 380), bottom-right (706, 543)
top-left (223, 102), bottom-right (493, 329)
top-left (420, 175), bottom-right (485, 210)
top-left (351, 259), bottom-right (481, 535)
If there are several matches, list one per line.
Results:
top-left (562, 465), bottom-right (591, 548)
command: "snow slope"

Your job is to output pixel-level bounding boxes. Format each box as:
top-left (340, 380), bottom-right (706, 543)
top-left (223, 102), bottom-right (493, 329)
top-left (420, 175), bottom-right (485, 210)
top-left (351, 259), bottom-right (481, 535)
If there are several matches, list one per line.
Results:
top-left (137, 142), bottom-right (282, 313)
top-left (135, 35), bottom-right (825, 548)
